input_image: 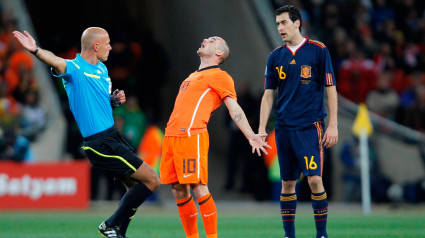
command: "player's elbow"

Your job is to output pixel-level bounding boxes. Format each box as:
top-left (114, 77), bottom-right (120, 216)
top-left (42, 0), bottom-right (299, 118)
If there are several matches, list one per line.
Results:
top-left (52, 58), bottom-right (67, 75)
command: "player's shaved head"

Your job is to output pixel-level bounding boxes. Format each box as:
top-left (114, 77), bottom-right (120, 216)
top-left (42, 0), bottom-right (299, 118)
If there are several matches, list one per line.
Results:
top-left (81, 27), bottom-right (108, 51)
top-left (214, 36), bottom-right (230, 64)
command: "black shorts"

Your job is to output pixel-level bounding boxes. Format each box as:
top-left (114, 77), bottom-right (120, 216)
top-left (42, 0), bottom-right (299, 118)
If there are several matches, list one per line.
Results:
top-left (82, 127), bottom-right (143, 178)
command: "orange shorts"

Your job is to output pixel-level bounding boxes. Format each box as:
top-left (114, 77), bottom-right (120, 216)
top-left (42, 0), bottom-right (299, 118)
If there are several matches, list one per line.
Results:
top-left (160, 131), bottom-right (209, 185)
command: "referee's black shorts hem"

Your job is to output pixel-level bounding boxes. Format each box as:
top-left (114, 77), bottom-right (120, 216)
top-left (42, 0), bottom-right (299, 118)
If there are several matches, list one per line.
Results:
top-left (82, 127), bottom-right (143, 178)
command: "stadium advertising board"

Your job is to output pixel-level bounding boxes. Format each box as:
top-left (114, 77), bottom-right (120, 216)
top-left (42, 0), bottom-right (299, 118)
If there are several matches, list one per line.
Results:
top-left (0, 161), bottom-right (90, 209)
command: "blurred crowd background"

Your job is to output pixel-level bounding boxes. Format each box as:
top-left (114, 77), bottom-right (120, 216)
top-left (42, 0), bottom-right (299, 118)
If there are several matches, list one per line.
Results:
top-left (1, 0), bottom-right (425, 203)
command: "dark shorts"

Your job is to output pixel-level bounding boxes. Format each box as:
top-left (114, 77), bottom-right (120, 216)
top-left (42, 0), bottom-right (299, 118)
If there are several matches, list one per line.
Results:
top-left (276, 121), bottom-right (325, 180)
top-left (82, 127), bottom-right (143, 179)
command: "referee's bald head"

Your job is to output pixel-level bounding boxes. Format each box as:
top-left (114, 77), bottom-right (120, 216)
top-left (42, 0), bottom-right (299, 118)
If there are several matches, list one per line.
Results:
top-left (81, 27), bottom-right (108, 51)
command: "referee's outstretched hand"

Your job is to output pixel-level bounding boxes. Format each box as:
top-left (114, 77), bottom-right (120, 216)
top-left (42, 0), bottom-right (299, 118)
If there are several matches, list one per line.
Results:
top-left (249, 134), bottom-right (272, 156)
top-left (13, 30), bottom-right (37, 53)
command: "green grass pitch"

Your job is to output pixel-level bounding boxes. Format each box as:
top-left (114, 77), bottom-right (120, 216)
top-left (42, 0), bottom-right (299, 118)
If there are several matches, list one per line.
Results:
top-left (0, 202), bottom-right (424, 237)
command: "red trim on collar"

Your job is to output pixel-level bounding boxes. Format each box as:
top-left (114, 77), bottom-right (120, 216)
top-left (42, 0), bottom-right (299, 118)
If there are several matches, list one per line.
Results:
top-left (285, 36), bottom-right (309, 56)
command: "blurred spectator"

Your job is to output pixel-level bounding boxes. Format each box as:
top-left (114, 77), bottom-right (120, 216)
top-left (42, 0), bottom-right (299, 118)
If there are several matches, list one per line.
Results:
top-left (337, 40), bottom-right (378, 103)
top-left (396, 71), bottom-right (424, 124)
top-left (113, 95), bottom-right (147, 149)
top-left (0, 16), bottom-right (17, 52)
top-left (403, 85), bottom-right (425, 132)
top-left (0, 127), bottom-right (32, 162)
top-left (0, 81), bottom-right (20, 127)
top-left (373, 42), bottom-right (396, 73)
top-left (12, 65), bottom-right (38, 104)
top-left (19, 90), bottom-right (46, 141)
top-left (321, 3), bottom-right (340, 43)
top-left (366, 70), bottom-right (400, 119)
top-left (328, 27), bottom-right (348, 73)
top-left (371, 0), bottom-right (395, 34)
top-left (3, 38), bottom-right (35, 94)
top-left (399, 71), bottom-right (424, 108)
top-left (403, 41), bottom-right (421, 73)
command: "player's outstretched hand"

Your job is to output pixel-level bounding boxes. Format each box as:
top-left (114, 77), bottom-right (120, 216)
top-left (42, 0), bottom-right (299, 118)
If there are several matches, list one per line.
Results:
top-left (13, 30), bottom-right (37, 53)
top-left (258, 129), bottom-right (268, 142)
top-left (249, 134), bottom-right (272, 156)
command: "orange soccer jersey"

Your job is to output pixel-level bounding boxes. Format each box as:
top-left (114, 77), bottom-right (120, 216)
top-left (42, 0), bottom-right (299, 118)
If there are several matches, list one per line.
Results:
top-left (161, 66), bottom-right (237, 185)
top-left (165, 66), bottom-right (237, 137)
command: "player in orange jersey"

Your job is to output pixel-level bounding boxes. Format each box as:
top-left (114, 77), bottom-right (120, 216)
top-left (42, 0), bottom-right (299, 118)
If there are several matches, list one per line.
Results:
top-left (160, 36), bottom-right (271, 238)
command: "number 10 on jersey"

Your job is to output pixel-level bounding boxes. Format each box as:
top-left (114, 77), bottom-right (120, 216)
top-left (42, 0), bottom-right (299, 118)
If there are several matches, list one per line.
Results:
top-left (183, 158), bottom-right (196, 173)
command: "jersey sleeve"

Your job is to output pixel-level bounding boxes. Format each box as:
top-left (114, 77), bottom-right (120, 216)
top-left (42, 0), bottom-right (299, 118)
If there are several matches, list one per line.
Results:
top-left (50, 59), bottom-right (78, 82)
top-left (321, 47), bottom-right (336, 86)
top-left (209, 72), bottom-right (237, 100)
top-left (265, 53), bottom-right (278, 89)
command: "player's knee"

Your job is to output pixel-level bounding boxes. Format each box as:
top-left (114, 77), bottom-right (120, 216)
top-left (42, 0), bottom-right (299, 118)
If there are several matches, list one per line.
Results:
top-left (281, 180), bottom-right (296, 193)
top-left (148, 173), bottom-right (160, 192)
top-left (192, 184), bottom-right (210, 198)
top-left (307, 175), bottom-right (323, 190)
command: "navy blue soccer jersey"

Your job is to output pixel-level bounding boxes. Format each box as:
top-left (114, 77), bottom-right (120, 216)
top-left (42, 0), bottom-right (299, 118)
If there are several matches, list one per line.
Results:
top-left (265, 37), bottom-right (336, 130)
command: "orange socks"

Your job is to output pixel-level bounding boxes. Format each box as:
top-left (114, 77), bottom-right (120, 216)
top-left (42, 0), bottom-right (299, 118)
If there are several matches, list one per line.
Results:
top-left (177, 196), bottom-right (199, 238)
top-left (176, 193), bottom-right (217, 238)
top-left (197, 193), bottom-right (217, 238)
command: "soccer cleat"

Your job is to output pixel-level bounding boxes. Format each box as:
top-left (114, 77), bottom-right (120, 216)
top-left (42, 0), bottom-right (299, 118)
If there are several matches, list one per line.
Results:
top-left (98, 221), bottom-right (124, 238)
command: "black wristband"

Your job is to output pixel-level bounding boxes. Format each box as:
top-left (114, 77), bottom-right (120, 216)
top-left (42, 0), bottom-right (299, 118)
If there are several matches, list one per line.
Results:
top-left (31, 47), bottom-right (39, 55)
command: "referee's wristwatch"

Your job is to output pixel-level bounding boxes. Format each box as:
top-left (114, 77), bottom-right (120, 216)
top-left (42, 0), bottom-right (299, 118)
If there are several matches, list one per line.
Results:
top-left (31, 47), bottom-right (39, 55)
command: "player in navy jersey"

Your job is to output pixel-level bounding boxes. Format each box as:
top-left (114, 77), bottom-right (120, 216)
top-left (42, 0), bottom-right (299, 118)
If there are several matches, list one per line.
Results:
top-left (13, 28), bottom-right (160, 238)
top-left (258, 5), bottom-right (338, 238)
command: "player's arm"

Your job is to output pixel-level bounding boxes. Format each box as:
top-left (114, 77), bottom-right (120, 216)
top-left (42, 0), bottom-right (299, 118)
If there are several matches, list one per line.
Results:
top-left (224, 97), bottom-right (271, 156)
top-left (258, 89), bottom-right (274, 139)
top-left (13, 30), bottom-right (67, 74)
top-left (323, 85), bottom-right (338, 148)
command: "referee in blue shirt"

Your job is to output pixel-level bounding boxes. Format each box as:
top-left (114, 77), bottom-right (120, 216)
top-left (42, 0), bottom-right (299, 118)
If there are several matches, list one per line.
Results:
top-left (13, 27), bottom-right (160, 238)
top-left (259, 5), bottom-right (338, 238)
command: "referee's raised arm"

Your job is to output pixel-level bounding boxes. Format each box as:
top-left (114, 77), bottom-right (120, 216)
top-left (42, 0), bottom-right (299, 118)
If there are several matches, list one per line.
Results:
top-left (13, 30), bottom-right (67, 74)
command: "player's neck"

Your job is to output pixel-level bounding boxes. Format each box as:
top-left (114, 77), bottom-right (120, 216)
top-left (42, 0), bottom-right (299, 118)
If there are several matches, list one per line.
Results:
top-left (80, 51), bottom-right (99, 65)
top-left (287, 34), bottom-right (304, 47)
top-left (199, 57), bottom-right (219, 70)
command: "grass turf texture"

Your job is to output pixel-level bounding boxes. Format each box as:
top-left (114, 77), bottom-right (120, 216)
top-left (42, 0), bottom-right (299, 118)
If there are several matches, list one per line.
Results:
top-left (1, 203), bottom-right (424, 238)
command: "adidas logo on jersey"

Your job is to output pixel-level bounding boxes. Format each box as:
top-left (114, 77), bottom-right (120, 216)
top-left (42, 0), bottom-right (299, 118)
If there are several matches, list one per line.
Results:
top-left (290, 59), bottom-right (296, 64)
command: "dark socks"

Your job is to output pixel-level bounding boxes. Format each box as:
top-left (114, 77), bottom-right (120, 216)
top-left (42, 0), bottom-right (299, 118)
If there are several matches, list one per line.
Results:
top-left (106, 183), bottom-right (153, 228)
top-left (120, 207), bottom-right (137, 235)
top-left (280, 193), bottom-right (297, 238)
top-left (311, 191), bottom-right (328, 238)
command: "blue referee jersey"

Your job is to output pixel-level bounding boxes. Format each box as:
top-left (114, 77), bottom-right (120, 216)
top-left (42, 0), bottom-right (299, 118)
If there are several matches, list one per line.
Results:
top-left (51, 54), bottom-right (114, 137)
top-left (265, 37), bottom-right (336, 130)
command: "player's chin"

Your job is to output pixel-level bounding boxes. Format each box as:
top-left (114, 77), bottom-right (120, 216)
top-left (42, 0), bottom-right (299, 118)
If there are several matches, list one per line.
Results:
top-left (100, 55), bottom-right (109, 62)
